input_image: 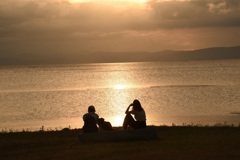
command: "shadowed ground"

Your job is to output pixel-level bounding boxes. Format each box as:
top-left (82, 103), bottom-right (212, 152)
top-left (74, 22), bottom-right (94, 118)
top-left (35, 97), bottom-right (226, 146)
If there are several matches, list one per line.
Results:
top-left (0, 126), bottom-right (240, 160)
top-left (79, 127), bottom-right (159, 143)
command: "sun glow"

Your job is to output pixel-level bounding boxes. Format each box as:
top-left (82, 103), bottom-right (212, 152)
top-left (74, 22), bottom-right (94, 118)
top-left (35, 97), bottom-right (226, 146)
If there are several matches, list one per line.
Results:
top-left (111, 116), bottom-right (125, 127)
top-left (113, 84), bottom-right (128, 90)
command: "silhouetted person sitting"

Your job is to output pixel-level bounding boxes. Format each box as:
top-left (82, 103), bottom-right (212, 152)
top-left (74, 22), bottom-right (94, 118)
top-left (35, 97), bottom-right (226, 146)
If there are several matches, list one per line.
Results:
top-left (123, 99), bottom-right (146, 129)
top-left (82, 105), bottom-right (99, 133)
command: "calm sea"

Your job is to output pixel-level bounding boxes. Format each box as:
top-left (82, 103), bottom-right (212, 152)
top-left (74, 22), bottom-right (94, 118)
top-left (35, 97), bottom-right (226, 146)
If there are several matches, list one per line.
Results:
top-left (0, 60), bottom-right (240, 131)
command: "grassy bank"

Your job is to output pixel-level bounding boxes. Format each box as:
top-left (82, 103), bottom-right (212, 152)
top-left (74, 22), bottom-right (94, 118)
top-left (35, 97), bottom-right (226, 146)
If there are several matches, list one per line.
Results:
top-left (0, 126), bottom-right (240, 160)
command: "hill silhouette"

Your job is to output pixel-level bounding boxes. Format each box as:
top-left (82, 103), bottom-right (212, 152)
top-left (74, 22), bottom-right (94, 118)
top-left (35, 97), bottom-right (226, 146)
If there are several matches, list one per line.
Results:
top-left (1, 46), bottom-right (240, 65)
top-left (78, 46), bottom-right (240, 63)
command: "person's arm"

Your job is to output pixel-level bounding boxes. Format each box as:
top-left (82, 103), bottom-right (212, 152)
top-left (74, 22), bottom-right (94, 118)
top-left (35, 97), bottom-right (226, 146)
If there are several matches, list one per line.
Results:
top-left (125, 103), bottom-right (133, 114)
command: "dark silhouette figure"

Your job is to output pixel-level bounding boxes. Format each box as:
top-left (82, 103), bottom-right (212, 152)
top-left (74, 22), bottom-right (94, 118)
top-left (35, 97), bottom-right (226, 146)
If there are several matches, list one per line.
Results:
top-left (98, 118), bottom-right (113, 131)
top-left (82, 105), bottom-right (99, 133)
top-left (123, 99), bottom-right (146, 129)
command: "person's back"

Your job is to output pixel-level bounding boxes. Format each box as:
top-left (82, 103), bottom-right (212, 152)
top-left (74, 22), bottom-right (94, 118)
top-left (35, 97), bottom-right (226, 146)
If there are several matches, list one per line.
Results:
top-left (82, 106), bottom-right (99, 133)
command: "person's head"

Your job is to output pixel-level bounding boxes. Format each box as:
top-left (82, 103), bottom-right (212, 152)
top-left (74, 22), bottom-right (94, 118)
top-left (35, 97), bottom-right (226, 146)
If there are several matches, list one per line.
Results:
top-left (88, 105), bottom-right (96, 113)
top-left (132, 99), bottom-right (143, 111)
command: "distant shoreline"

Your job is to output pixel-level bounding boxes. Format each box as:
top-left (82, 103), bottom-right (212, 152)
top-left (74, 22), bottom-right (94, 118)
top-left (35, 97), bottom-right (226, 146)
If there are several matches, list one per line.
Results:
top-left (1, 58), bottom-right (240, 67)
top-left (1, 58), bottom-right (240, 68)
top-left (1, 46), bottom-right (240, 65)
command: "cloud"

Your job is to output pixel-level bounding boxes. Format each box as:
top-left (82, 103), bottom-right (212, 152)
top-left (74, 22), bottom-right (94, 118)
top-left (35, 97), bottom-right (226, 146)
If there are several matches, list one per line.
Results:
top-left (0, 0), bottom-right (149, 41)
top-left (148, 0), bottom-right (240, 28)
top-left (207, 0), bottom-right (240, 14)
top-left (1, 0), bottom-right (240, 37)
top-left (0, 0), bottom-right (240, 64)
top-left (3, 1), bottom-right (239, 34)
top-left (0, 0), bottom-right (152, 50)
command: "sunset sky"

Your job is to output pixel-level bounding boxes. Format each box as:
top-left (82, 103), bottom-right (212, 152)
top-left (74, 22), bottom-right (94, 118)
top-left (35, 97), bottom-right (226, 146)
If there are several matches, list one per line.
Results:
top-left (0, 0), bottom-right (240, 64)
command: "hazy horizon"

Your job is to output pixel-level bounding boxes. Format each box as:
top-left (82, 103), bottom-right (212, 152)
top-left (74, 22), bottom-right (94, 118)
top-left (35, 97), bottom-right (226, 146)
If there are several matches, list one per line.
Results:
top-left (1, 0), bottom-right (240, 64)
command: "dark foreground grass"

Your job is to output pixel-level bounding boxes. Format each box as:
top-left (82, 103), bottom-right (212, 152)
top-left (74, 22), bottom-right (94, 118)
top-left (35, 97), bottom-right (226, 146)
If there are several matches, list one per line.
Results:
top-left (0, 126), bottom-right (240, 160)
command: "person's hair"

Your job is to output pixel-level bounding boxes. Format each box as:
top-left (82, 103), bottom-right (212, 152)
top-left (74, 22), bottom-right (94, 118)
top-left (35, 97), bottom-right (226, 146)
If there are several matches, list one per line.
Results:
top-left (132, 99), bottom-right (144, 111)
top-left (88, 105), bottom-right (96, 113)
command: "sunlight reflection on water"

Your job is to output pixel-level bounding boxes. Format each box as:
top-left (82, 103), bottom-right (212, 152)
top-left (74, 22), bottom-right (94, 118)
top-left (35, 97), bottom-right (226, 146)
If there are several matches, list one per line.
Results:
top-left (113, 84), bottom-right (128, 90)
top-left (1, 60), bottom-right (240, 131)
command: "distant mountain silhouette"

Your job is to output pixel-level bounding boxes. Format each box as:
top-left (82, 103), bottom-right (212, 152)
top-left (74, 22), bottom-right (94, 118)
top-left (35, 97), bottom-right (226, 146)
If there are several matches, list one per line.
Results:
top-left (150, 46), bottom-right (240, 61)
top-left (1, 46), bottom-right (240, 65)
top-left (86, 46), bottom-right (240, 63)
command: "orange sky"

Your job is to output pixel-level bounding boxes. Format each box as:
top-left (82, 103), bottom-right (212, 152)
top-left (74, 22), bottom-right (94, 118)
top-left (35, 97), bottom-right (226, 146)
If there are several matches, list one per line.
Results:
top-left (0, 0), bottom-right (240, 64)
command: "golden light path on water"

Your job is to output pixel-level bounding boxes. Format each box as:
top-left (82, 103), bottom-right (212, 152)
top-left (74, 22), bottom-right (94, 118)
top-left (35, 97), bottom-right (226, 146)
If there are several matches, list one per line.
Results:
top-left (113, 84), bottom-right (128, 90)
top-left (105, 83), bottom-right (126, 126)
top-left (101, 63), bottom-right (135, 127)
top-left (111, 115), bottom-right (125, 126)
top-left (1, 60), bottom-right (240, 131)
top-left (110, 84), bottom-right (129, 126)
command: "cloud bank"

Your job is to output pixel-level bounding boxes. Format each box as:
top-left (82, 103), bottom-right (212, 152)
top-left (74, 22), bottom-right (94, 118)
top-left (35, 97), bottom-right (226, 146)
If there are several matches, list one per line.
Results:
top-left (0, 0), bottom-right (240, 64)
